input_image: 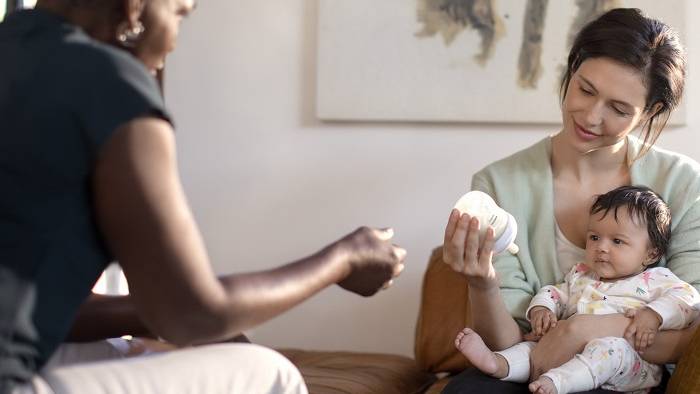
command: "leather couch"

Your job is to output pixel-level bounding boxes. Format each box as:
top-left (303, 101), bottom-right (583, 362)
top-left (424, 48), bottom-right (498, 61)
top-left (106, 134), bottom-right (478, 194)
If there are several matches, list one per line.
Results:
top-left (279, 247), bottom-right (700, 393)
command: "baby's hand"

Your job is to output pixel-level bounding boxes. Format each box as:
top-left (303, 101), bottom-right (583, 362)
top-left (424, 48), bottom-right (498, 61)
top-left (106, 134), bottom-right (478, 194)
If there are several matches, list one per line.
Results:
top-left (624, 307), bottom-right (662, 353)
top-left (529, 306), bottom-right (557, 337)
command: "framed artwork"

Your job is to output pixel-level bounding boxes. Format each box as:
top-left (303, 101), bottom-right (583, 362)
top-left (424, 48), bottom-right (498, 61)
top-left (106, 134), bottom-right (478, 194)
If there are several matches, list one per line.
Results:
top-left (316, 0), bottom-right (686, 125)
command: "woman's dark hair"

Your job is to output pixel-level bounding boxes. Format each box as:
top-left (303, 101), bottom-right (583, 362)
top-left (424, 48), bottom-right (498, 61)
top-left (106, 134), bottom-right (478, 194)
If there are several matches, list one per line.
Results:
top-left (45, 0), bottom-right (126, 28)
top-left (590, 185), bottom-right (671, 263)
top-left (561, 8), bottom-right (686, 158)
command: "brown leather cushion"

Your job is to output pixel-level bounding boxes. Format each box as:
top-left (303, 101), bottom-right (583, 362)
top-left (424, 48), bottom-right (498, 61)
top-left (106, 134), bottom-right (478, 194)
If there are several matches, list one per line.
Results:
top-left (278, 348), bottom-right (436, 394)
top-left (666, 325), bottom-right (700, 393)
top-left (414, 246), bottom-right (472, 373)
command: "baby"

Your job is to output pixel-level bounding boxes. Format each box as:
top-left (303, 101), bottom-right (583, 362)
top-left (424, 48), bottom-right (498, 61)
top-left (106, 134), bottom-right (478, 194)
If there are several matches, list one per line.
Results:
top-left (455, 185), bottom-right (700, 393)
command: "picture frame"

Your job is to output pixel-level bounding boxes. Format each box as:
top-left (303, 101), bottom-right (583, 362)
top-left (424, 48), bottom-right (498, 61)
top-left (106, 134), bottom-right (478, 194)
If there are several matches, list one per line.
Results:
top-left (316, 0), bottom-right (687, 125)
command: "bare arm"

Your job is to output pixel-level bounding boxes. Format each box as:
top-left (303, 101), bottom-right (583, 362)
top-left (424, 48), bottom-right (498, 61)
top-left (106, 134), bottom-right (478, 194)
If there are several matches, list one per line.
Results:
top-left (94, 118), bottom-right (405, 347)
top-left (444, 209), bottom-right (522, 349)
top-left (468, 285), bottom-right (523, 350)
top-left (67, 293), bottom-right (154, 342)
top-left (638, 322), bottom-right (697, 364)
top-left (529, 314), bottom-right (630, 379)
top-left (67, 292), bottom-right (249, 344)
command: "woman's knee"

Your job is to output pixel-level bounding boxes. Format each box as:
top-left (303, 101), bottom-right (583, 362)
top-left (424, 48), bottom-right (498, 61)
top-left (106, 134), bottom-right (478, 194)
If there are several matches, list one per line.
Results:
top-left (238, 344), bottom-right (301, 375)
top-left (40, 343), bottom-right (307, 394)
top-left (211, 343), bottom-right (306, 394)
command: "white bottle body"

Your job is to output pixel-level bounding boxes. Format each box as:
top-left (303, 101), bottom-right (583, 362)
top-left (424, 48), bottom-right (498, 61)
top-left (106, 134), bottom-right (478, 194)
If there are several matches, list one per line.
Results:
top-left (453, 191), bottom-right (519, 254)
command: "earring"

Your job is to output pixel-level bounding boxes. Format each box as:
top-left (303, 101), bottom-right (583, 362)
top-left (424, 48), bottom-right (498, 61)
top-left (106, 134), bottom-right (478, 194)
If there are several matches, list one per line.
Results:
top-left (116, 21), bottom-right (145, 47)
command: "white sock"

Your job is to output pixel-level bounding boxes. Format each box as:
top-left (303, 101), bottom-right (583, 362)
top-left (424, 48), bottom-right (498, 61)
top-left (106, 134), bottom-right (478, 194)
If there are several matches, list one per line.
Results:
top-left (495, 341), bottom-right (536, 382)
top-left (543, 356), bottom-right (596, 394)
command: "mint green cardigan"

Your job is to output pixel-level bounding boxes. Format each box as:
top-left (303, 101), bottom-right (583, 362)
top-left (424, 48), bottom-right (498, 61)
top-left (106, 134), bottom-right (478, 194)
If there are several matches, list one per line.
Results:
top-left (472, 135), bottom-right (700, 329)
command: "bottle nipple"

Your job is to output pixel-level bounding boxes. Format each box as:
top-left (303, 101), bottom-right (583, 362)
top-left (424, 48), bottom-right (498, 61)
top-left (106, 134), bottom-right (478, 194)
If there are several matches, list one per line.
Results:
top-left (506, 243), bottom-right (519, 254)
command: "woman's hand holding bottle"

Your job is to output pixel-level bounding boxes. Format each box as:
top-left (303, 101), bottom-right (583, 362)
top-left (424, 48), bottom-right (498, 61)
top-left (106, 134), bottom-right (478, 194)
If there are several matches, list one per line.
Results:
top-left (443, 209), bottom-right (498, 289)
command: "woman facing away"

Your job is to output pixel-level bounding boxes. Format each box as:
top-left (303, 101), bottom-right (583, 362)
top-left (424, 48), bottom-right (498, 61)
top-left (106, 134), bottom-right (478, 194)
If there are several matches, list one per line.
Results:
top-left (0, 1), bottom-right (407, 393)
top-left (442, 7), bottom-right (700, 393)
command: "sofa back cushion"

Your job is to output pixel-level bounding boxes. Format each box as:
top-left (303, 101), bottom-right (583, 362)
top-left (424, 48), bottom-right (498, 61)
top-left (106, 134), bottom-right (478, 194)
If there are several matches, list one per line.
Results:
top-left (414, 247), bottom-right (472, 373)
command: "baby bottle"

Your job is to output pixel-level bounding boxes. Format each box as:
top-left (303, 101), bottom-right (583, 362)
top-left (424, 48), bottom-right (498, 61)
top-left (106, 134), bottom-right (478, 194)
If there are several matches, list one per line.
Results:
top-left (453, 191), bottom-right (519, 254)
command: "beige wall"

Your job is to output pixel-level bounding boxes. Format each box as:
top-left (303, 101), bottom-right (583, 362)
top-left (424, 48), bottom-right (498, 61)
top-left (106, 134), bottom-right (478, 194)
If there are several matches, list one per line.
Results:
top-left (164, 0), bottom-right (700, 357)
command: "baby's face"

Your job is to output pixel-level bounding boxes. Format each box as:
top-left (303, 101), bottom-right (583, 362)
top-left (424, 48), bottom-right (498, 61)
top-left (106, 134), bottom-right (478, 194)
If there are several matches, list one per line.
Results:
top-left (584, 208), bottom-right (654, 280)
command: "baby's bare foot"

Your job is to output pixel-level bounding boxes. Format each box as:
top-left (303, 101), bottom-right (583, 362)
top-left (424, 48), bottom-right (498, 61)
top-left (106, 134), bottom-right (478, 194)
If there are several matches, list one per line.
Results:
top-left (528, 376), bottom-right (557, 394)
top-left (454, 328), bottom-right (507, 378)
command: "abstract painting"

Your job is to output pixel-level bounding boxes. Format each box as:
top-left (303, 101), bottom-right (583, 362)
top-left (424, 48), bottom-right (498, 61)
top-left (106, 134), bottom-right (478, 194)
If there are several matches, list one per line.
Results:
top-left (316, 0), bottom-right (686, 124)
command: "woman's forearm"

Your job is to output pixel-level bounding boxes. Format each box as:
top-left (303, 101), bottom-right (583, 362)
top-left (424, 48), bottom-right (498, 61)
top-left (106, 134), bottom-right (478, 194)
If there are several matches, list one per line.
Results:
top-left (443, 210), bottom-right (521, 349)
top-left (67, 293), bottom-right (154, 342)
top-left (469, 285), bottom-right (522, 350)
top-left (529, 314), bottom-right (631, 379)
top-left (529, 313), bottom-right (694, 379)
top-left (569, 314), bottom-right (696, 364)
top-left (640, 325), bottom-right (697, 364)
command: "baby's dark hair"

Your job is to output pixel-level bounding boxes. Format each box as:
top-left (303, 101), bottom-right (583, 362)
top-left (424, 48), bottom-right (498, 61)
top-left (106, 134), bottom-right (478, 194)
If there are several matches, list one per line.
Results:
top-left (590, 185), bottom-right (671, 262)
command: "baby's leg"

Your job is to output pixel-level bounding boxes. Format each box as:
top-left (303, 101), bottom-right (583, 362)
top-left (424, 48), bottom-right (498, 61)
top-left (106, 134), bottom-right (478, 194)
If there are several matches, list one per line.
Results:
top-left (528, 376), bottom-right (556, 394)
top-left (454, 328), bottom-right (508, 378)
top-left (535, 356), bottom-right (594, 394)
top-left (539, 337), bottom-right (662, 394)
top-left (592, 337), bottom-right (661, 392)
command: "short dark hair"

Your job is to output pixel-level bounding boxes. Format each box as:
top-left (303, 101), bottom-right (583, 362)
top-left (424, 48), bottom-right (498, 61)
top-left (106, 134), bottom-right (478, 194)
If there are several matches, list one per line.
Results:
top-left (561, 8), bottom-right (686, 159)
top-left (590, 185), bottom-right (671, 263)
top-left (44, 0), bottom-right (126, 25)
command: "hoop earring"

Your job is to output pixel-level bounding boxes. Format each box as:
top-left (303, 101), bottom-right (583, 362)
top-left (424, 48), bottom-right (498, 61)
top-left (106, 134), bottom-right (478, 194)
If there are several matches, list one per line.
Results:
top-left (116, 21), bottom-right (145, 47)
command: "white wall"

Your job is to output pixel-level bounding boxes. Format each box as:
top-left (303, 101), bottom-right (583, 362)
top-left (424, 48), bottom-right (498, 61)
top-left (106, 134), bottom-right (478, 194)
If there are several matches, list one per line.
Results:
top-left (164, 0), bottom-right (700, 357)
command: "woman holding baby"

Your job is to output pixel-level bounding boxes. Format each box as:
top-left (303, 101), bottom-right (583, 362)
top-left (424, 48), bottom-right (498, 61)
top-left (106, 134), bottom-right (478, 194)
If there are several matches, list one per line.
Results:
top-left (442, 8), bottom-right (700, 394)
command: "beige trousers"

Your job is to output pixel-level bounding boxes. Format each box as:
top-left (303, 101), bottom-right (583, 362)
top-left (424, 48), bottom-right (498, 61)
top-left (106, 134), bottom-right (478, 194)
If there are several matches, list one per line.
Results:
top-left (12, 340), bottom-right (307, 394)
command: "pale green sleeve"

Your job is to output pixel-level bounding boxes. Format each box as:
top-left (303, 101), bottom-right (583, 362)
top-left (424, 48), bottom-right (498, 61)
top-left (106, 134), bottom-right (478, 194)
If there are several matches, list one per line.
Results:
top-left (665, 196), bottom-right (700, 292)
top-left (471, 172), bottom-right (535, 330)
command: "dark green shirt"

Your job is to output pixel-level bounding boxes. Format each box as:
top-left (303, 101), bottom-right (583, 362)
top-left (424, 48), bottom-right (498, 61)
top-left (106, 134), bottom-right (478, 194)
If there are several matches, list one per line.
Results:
top-left (0, 8), bottom-right (170, 389)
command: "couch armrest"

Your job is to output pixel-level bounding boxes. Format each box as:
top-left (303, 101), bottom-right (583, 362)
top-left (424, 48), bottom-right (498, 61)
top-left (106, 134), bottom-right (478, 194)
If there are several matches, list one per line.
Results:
top-left (414, 246), bottom-right (472, 373)
top-left (666, 326), bottom-right (700, 393)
